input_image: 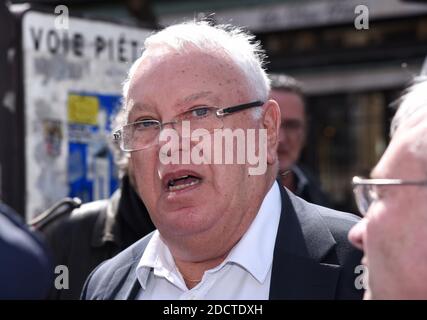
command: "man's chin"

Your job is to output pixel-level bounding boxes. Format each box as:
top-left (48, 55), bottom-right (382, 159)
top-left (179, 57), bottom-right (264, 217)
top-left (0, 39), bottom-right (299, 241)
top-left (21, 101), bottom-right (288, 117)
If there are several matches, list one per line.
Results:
top-left (158, 208), bottom-right (214, 236)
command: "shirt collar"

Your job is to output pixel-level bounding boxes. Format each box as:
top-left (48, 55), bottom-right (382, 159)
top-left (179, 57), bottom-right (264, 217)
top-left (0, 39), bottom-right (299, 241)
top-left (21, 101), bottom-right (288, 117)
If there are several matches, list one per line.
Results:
top-left (136, 230), bottom-right (186, 290)
top-left (223, 181), bottom-right (281, 283)
top-left (136, 181), bottom-right (282, 288)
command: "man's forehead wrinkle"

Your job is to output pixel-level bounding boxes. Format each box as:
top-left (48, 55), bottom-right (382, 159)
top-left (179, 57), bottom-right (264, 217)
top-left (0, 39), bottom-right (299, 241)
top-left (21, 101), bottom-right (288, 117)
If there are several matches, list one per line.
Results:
top-left (180, 91), bottom-right (221, 105)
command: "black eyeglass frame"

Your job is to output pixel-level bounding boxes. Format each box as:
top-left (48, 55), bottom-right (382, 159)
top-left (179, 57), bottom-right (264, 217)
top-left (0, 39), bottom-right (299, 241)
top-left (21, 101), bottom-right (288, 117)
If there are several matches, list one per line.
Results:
top-left (113, 100), bottom-right (265, 151)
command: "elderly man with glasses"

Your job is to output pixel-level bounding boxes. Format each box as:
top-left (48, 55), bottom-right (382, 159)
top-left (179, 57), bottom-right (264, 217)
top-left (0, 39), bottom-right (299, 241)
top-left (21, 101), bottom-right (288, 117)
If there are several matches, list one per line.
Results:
top-left (82, 21), bottom-right (363, 300)
top-left (349, 78), bottom-right (427, 299)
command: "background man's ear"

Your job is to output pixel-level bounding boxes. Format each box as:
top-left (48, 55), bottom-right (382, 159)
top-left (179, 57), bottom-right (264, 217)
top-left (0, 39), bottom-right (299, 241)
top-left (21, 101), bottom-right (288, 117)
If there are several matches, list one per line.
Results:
top-left (262, 100), bottom-right (281, 165)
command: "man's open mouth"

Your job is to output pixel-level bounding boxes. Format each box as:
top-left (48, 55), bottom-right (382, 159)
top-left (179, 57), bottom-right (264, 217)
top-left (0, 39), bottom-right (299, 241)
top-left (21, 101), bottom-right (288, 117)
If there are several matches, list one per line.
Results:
top-left (166, 174), bottom-right (202, 192)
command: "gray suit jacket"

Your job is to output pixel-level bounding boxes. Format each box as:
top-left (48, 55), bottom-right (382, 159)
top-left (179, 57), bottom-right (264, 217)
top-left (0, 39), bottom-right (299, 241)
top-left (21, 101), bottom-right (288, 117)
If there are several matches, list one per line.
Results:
top-left (82, 184), bottom-right (363, 299)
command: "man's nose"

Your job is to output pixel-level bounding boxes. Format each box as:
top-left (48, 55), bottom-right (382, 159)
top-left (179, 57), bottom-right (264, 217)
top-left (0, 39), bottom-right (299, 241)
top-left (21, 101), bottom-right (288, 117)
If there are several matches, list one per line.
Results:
top-left (158, 127), bottom-right (191, 159)
top-left (348, 218), bottom-right (367, 251)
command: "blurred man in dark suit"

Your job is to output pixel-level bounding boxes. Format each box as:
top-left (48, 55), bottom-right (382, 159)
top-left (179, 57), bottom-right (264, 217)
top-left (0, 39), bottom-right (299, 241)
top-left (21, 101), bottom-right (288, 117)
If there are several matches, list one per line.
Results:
top-left (0, 202), bottom-right (52, 299)
top-left (270, 74), bottom-right (330, 207)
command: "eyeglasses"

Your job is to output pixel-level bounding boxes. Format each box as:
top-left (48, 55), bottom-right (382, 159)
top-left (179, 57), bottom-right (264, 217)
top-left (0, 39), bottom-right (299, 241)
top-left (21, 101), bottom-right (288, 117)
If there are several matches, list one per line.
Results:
top-left (113, 100), bottom-right (264, 152)
top-left (352, 176), bottom-right (427, 216)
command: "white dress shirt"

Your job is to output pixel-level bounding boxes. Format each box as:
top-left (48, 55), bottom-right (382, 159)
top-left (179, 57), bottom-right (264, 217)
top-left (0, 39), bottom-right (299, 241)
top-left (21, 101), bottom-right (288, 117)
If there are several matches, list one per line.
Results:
top-left (135, 181), bottom-right (282, 300)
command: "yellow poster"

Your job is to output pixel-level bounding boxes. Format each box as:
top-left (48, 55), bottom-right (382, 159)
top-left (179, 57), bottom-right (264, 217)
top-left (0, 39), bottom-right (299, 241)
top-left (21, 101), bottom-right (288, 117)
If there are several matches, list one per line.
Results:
top-left (68, 95), bottom-right (99, 125)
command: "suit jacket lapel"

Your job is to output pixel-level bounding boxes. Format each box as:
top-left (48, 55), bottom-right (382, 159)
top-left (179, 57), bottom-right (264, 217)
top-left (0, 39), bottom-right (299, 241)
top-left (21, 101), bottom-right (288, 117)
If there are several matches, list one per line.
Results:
top-left (269, 185), bottom-right (341, 299)
top-left (123, 264), bottom-right (142, 300)
top-left (103, 261), bottom-right (139, 299)
top-left (103, 234), bottom-right (153, 299)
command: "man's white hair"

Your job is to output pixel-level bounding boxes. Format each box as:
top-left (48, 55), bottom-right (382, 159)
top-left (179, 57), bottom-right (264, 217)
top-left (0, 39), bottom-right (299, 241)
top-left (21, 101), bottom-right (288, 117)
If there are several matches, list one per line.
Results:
top-left (122, 20), bottom-right (270, 123)
top-left (390, 77), bottom-right (427, 137)
top-left (390, 77), bottom-right (427, 170)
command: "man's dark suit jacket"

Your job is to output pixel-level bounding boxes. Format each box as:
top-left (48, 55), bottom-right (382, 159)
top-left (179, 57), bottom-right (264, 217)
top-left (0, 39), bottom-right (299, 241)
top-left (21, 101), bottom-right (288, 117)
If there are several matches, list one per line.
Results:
top-left (0, 203), bottom-right (52, 299)
top-left (82, 185), bottom-right (363, 299)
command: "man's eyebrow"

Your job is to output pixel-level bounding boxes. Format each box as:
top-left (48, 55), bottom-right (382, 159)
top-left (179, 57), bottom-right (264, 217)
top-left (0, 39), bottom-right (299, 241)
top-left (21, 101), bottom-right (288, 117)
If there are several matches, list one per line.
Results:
top-left (181, 91), bottom-right (220, 105)
top-left (127, 101), bottom-right (154, 114)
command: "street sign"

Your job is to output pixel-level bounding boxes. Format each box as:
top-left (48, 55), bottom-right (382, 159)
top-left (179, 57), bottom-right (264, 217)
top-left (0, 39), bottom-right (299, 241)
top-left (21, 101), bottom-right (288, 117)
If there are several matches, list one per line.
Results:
top-left (19, 9), bottom-right (150, 219)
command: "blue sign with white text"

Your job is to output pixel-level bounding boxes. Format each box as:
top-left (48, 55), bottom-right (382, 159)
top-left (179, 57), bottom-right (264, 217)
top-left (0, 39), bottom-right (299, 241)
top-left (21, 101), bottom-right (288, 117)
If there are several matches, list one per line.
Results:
top-left (67, 92), bottom-right (121, 203)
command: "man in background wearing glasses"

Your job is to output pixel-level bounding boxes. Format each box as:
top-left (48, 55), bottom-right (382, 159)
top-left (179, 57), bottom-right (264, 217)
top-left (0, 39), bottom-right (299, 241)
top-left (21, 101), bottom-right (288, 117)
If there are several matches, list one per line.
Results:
top-left (269, 74), bottom-right (331, 207)
top-left (82, 21), bottom-right (362, 300)
top-left (349, 78), bottom-right (427, 299)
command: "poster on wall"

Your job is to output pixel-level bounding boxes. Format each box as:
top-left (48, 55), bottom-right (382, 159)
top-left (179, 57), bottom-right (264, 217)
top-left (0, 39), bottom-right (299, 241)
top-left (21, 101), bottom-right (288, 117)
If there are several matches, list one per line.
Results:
top-left (67, 93), bottom-right (121, 203)
top-left (22, 10), bottom-right (151, 220)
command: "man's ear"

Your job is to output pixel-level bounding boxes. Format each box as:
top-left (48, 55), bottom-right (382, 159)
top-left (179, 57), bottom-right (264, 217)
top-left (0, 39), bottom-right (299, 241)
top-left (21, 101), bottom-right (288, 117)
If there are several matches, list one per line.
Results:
top-left (262, 99), bottom-right (281, 165)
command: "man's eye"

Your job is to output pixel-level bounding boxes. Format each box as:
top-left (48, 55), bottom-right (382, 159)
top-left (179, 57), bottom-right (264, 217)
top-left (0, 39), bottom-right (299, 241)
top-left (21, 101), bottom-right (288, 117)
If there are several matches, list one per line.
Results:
top-left (134, 120), bottom-right (158, 130)
top-left (190, 107), bottom-right (211, 118)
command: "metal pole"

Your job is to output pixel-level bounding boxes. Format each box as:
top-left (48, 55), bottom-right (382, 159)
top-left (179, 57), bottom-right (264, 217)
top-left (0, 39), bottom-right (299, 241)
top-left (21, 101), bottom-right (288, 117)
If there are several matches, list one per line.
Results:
top-left (0, 2), bottom-right (25, 217)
